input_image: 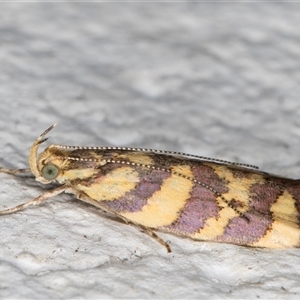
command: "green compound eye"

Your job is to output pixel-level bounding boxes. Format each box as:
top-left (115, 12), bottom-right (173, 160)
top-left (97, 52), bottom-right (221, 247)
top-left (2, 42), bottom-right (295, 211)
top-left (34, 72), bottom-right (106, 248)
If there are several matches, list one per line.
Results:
top-left (42, 164), bottom-right (59, 180)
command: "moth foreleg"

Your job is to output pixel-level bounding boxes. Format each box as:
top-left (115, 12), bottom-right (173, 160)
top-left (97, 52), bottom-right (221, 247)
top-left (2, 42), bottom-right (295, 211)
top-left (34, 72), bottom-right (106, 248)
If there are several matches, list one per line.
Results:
top-left (0, 168), bottom-right (31, 176)
top-left (0, 185), bottom-right (68, 215)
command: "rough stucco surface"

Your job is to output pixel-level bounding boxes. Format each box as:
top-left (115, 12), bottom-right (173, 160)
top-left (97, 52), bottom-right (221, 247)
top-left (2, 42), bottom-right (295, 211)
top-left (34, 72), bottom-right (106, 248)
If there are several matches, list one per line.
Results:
top-left (1, 2), bottom-right (300, 299)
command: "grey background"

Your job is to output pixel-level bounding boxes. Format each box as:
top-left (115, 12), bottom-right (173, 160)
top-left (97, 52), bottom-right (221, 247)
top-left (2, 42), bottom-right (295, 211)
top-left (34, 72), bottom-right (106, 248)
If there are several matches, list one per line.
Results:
top-left (1, 2), bottom-right (300, 299)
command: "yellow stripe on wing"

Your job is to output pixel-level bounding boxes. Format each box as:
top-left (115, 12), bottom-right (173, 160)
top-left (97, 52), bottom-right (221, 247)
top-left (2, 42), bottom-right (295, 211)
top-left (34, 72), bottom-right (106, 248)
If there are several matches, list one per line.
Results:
top-left (121, 165), bottom-right (194, 228)
top-left (77, 166), bottom-right (139, 201)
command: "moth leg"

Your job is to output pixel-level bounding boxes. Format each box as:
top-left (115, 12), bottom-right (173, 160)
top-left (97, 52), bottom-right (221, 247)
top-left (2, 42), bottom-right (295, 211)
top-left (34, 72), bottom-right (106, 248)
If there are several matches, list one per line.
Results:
top-left (0, 185), bottom-right (68, 215)
top-left (0, 168), bottom-right (31, 176)
top-left (116, 216), bottom-right (172, 252)
top-left (111, 214), bottom-right (172, 252)
top-left (138, 225), bottom-right (171, 253)
top-left (67, 188), bottom-right (172, 253)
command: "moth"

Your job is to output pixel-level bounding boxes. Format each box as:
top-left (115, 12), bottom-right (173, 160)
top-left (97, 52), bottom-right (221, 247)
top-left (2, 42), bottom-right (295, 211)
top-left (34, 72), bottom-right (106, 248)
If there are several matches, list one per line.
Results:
top-left (1, 124), bottom-right (300, 252)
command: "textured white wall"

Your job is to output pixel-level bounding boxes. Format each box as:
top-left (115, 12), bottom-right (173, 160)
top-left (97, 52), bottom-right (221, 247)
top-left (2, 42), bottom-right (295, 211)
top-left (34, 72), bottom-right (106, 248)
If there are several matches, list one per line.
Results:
top-left (1, 2), bottom-right (300, 299)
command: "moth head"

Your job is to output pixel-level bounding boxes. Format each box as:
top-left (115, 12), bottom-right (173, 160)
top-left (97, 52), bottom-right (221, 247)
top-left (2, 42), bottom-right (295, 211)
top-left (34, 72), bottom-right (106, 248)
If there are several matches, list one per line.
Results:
top-left (29, 124), bottom-right (60, 184)
top-left (29, 124), bottom-right (106, 184)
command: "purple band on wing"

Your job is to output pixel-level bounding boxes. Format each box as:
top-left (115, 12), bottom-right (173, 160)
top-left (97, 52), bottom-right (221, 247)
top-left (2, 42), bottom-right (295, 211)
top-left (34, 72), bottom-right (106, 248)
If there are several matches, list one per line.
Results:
top-left (249, 182), bottom-right (282, 213)
top-left (103, 168), bottom-right (171, 213)
top-left (164, 185), bottom-right (219, 233)
top-left (287, 184), bottom-right (300, 219)
top-left (217, 213), bottom-right (272, 245)
top-left (193, 164), bottom-right (229, 194)
top-left (164, 164), bottom-right (228, 234)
